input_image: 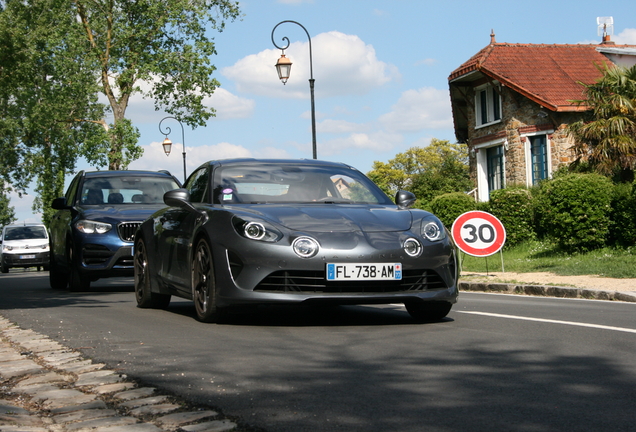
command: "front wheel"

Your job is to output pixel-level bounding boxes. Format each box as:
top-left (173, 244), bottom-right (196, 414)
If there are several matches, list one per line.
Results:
top-left (405, 302), bottom-right (452, 322)
top-left (49, 253), bottom-right (68, 290)
top-left (0, 261), bottom-right (8, 273)
top-left (68, 245), bottom-right (90, 292)
top-left (134, 237), bottom-right (171, 309)
top-left (192, 238), bottom-right (226, 323)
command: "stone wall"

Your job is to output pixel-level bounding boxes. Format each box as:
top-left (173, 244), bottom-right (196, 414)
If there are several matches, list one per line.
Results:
top-left (465, 85), bottom-right (579, 190)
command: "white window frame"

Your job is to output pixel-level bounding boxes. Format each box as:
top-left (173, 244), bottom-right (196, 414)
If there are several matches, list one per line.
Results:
top-left (474, 83), bottom-right (502, 128)
top-left (523, 132), bottom-right (553, 187)
top-left (474, 138), bottom-right (506, 202)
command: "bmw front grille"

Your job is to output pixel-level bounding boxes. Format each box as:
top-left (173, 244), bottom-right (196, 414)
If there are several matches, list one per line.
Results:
top-left (117, 222), bottom-right (141, 242)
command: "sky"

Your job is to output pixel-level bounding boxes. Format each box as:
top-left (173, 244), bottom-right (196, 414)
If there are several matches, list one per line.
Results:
top-left (9, 0), bottom-right (636, 223)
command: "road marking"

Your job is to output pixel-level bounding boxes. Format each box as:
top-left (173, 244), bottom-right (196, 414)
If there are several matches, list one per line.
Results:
top-left (456, 311), bottom-right (636, 334)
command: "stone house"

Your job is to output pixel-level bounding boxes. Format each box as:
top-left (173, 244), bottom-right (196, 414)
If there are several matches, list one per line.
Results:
top-left (448, 32), bottom-right (636, 202)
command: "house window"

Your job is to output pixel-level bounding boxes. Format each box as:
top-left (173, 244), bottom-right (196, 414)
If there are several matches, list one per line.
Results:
top-left (530, 135), bottom-right (548, 184)
top-left (475, 84), bottom-right (502, 127)
top-left (487, 145), bottom-right (504, 193)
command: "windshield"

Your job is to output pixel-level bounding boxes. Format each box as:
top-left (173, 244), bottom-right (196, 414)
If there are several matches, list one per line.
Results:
top-left (213, 163), bottom-right (392, 205)
top-left (80, 176), bottom-right (180, 205)
top-left (4, 226), bottom-right (47, 241)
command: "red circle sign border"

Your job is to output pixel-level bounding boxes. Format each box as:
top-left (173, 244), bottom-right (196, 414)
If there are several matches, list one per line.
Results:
top-left (451, 211), bottom-right (506, 257)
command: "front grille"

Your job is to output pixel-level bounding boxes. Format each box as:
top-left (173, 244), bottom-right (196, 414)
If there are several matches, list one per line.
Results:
top-left (254, 269), bottom-right (448, 294)
top-left (118, 222), bottom-right (141, 242)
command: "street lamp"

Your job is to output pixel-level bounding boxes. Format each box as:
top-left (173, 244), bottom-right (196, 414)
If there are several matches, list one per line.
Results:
top-left (271, 20), bottom-right (317, 160)
top-left (158, 116), bottom-right (187, 183)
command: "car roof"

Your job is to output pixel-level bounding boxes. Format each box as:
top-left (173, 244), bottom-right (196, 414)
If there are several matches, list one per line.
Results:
top-left (82, 170), bottom-right (176, 178)
top-left (206, 158), bottom-right (355, 169)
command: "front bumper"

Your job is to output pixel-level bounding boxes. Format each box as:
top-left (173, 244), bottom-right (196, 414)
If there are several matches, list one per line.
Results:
top-left (2, 251), bottom-right (50, 268)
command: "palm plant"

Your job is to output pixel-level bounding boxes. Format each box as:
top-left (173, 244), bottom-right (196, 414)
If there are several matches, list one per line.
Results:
top-left (568, 64), bottom-right (636, 182)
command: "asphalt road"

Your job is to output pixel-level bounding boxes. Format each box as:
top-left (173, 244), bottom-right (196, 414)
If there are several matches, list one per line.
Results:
top-left (1, 270), bottom-right (635, 432)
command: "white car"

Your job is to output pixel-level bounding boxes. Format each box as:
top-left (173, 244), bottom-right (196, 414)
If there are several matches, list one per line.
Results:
top-left (0, 224), bottom-right (50, 273)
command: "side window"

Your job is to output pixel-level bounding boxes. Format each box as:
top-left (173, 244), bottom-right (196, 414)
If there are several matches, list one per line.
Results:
top-left (475, 83), bottom-right (502, 127)
top-left (186, 167), bottom-right (209, 203)
top-left (487, 145), bottom-right (505, 193)
top-left (530, 135), bottom-right (548, 185)
top-left (66, 174), bottom-right (82, 204)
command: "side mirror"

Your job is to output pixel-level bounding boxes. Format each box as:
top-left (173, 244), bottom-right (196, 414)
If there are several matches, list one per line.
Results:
top-left (395, 190), bottom-right (416, 209)
top-left (51, 197), bottom-right (69, 210)
top-left (164, 189), bottom-right (209, 223)
top-left (164, 188), bottom-right (191, 207)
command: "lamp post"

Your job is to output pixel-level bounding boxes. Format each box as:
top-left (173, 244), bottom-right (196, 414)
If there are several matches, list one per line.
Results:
top-left (271, 20), bottom-right (317, 160)
top-left (158, 116), bottom-right (187, 183)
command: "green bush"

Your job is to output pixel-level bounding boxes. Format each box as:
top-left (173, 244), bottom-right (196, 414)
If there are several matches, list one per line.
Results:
top-left (429, 192), bottom-right (476, 229)
top-left (487, 187), bottom-right (536, 247)
top-left (535, 173), bottom-right (614, 251)
top-left (608, 182), bottom-right (636, 246)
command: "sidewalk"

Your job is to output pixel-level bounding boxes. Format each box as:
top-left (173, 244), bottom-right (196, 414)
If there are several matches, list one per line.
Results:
top-left (459, 279), bottom-right (636, 302)
top-left (0, 315), bottom-right (238, 432)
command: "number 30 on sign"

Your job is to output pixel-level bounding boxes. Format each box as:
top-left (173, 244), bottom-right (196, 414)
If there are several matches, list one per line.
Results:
top-left (451, 211), bottom-right (506, 257)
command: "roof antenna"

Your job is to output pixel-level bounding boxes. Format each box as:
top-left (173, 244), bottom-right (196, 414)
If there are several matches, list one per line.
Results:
top-left (490, 29), bottom-right (496, 44)
top-left (597, 17), bottom-right (614, 43)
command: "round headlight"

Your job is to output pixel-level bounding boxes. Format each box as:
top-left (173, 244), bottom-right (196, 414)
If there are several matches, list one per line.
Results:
top-left (422, 221), bottom-right (443, 241)
top-left (244, 222), bottom-right (266, 240)
top-left (292, 237), bottom-right (319, 258)
top-left (403, 237), bottom-right (422, 257)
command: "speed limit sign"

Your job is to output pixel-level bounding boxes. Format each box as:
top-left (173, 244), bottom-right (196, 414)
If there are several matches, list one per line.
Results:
top-left (451, 211), bottom-right (506, 257)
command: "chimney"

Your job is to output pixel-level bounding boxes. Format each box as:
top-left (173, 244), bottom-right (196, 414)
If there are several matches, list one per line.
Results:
top-left (602, 34), bottom-right (615, 45)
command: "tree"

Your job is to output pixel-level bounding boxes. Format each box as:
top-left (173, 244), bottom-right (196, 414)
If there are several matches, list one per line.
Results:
top-left (73, 0), bottom-right (241, 169)
top-left (0, 0), bottom-right (109, 224)
top-left (367, 139), bottom-right (471, 204)
top-left (1, 0), bottom-right (240, 223)
top-left (568, 64), bottom-right (636, 183)
top-left (0, 189), bottom-right (16, 228)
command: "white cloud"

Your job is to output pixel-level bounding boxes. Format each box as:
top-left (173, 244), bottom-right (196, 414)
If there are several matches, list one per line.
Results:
top-left (379, 87), bottom-right (452, 132)
top-left (614, 28), bottom-right (636, 44)
top-left (318, 131), bottom-right (403, 155)
top-left (204, 88), bottom-right (255, 120)
top-left (222, 31), bottom-right (398, 98)
top-left (100, 77), bottom-right (254, 125)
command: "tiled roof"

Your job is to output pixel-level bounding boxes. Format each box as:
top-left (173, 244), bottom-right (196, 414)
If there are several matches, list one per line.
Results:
top-left (449, 42), bottom-right (627, 111)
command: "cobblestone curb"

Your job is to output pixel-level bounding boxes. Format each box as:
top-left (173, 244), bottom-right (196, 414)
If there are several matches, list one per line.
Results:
top-left (459, 280), bottom-right (636, 302)
top-left (0, 316), bottom-right (238, 432)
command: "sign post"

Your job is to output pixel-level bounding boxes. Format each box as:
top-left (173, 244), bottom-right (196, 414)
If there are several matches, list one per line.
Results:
top-left (451, 211), bottom-right (506, 271)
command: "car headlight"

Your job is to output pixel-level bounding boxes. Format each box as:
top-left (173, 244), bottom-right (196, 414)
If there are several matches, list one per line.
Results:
top-left (292, 236), bottom-right (320, 258)
top-left (75, 220), bottom-right (112, 234)
top-left (233, 217), bottom-right (282, 242)
top-left (403, 237), bottom-right (422, 257)
top-left (3, 245), bottom-right (12, 251)
top-left (421, 218), bottom-right (446, 242)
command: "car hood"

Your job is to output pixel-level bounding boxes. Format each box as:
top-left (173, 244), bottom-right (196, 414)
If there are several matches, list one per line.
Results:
top-left (79, 205), bottom-right (166, 222)
top-left (237, 205), bottom-right (413, 233)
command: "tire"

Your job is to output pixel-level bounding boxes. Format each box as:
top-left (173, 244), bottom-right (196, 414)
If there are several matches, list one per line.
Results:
top-left (1, 261), bottom-right (8, 273)
top-left (68, 246), bottom-right (90, 292)
top-left (405, 302), bottom-right (452, 322)
top-left (49, 253), bottom-right (68, 290)
top-left (134, 238), bottom-right (171, 309)
top-left (192, 238), bottom-right (226, 323)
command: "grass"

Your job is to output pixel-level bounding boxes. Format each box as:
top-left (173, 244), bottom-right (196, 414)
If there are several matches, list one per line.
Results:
top-left (459, 240), bottom-right (636, 278)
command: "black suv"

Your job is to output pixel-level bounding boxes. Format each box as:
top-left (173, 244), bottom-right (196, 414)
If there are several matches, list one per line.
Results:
top-left (49, 170), bottom-right (180, 291)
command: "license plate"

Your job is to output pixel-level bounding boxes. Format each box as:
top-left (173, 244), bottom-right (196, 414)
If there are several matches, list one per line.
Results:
top-left (19, 255), bottom-right (36, 259)
top-left (326, 263), bottom-right (402, 281)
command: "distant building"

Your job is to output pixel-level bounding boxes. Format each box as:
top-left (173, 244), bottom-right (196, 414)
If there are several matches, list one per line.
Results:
top-left (448, 31), bottom-right (636, 201)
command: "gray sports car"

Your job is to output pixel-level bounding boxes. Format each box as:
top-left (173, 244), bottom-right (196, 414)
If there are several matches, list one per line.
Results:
top-left (134, 159), bottom-right (459, 322)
